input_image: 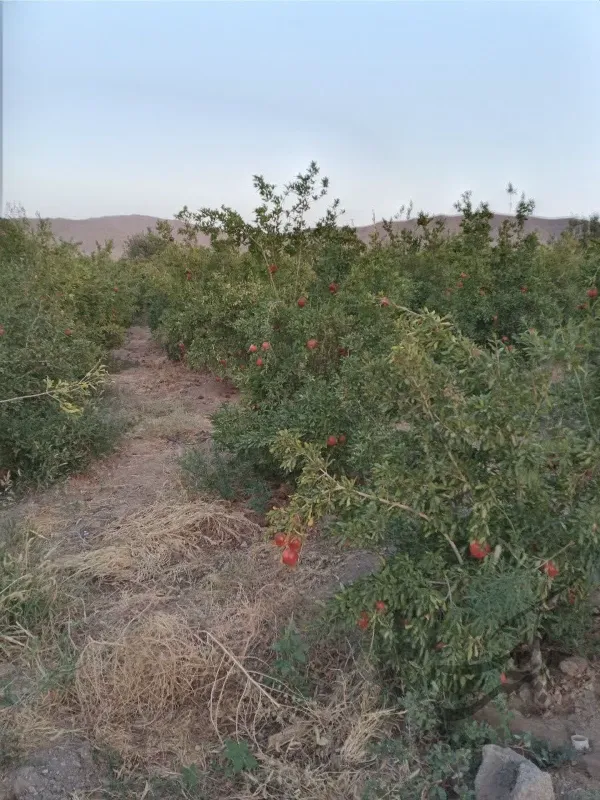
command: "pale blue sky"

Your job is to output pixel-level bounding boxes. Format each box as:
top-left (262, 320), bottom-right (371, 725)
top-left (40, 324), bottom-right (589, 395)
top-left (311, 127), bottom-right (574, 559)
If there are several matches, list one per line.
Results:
top-left (4, 1), bottom-right (599, 222)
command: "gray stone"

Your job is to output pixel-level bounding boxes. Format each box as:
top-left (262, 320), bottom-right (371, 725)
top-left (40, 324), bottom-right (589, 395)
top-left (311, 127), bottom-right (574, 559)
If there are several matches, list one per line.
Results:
top-left (475, 744), bottom-right (555, 800)
top-left (559, 657), bottom-right (589, 678)
top-left (6, 740), bottom-right (100, 800)
top-left (11, 768), bottom-right (42, 798)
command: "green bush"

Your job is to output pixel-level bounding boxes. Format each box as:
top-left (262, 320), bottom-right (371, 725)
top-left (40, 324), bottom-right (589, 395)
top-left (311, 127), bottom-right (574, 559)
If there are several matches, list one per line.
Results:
top-left (180, 445), bottom-right (271, 513)
top-left (0, 218), bottom-right (139, 488)
top-left (143, 163), bottom-right (600, 716)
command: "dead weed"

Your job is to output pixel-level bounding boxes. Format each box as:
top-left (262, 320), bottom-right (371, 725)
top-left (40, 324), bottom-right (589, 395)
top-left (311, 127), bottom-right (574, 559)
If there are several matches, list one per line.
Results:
top-left (53, 500), bottom-right (260, 584)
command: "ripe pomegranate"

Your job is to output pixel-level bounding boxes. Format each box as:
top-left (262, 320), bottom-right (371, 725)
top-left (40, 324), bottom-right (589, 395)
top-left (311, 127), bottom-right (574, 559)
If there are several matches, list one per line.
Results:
top-left (375, 601), bottom-right (387, 613)
top-left (329, 282), bottom-right (339, 294)
top-left (500, 672), bottom-right (508, 685)
top-left (326, 435), bottom-right (338, 447)
top-left (288, 536), bottom-right (302, 552)
top-left (261, 341), bottom-right (271, 351)
top-left (587, 287), bottom-right (598, 299)
top-left (282, 547), bottom-right (299, 567)
top-left (338, 434), bottom-right (347, 444)
top-left (268, 264), bottom-right (278, 274)
top-left (178, 341), bottom-right (185, 353)
top-left (113, 286), bottom-right (119, 292)
top-left (542, 560), bottom-right (559, 578)
top-left (219, 359), bottom-right (227, 366)
top-left (297, 297), bottom-right (307, 308)
top-left (0, 325), bottom-right (5, 336)
top-left (248, 344), bottom-right (258, 353)
top-left (456, 281), bottom-right (464, 289)
top-left (64, 328), bottom-right (72, 336)
top-left (255, 357), bottom-right (264, 367)
top-left (520, 285), bottom-right (528, 293)
top-left (273, 533), bottom-right (287, 547)
top-left (306, 339), bottom-right (318, 350)
top-left (380, 297), bottom-right (390, 307)
top-left (501, 335), bottom-right (509, 343)
top-left (357, 612), bottom-right (369, 630)
top-left (568, 589), bottom-right (576, 606)
top-left (469, 541), bottom-right (491, 560)
top-left (186, 271), bottom-right (192, 281)
top-left (338, 347), bottom-right (349, 357)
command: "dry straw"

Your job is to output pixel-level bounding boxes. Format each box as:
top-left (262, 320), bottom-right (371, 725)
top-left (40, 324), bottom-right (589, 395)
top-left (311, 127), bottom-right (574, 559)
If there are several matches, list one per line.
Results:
top-left (54, 500), bottom-right (260, 584)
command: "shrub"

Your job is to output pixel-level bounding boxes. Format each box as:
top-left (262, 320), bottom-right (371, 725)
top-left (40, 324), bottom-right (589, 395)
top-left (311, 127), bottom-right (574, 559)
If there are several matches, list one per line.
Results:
top-left (145, 163), bottom-right (600, 716)
top-left (270, 308), bottom-right (600, 711)
top-left (180, 445), bottom-right (271, 513)
top-left (0, 218), bottom-right (138, 487)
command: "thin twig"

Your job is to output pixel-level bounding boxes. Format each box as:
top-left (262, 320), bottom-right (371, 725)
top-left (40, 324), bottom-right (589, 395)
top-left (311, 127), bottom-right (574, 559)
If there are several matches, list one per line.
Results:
top-left (318, 468), bottom-right (429, 521)
top-left (317, 468), bottom-right (465, 563)
top-left (202, 630), bottom-right (281, 709)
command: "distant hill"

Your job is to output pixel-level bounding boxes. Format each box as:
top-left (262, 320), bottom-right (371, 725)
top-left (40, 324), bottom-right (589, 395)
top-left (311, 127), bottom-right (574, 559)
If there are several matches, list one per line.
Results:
top-left (30, 213), bottom-right (575, 258)
top-left (357, 214), bottom-right (573, 244)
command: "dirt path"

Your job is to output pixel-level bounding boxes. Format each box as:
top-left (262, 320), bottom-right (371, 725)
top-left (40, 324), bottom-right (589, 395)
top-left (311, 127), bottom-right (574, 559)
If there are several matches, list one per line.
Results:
top-left (19, 325), bottom-right (236, 537)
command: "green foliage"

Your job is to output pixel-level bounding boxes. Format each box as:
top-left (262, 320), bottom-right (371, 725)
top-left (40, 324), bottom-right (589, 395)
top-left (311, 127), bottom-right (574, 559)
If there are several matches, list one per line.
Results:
top-left (124, 224), bottom-right (171, 261)
top-left (220, 739), bottom-right (258, 777)
top-left (180, 445), bottom-right (271, 513)
top-left (0, 522), bottom-right (58, 654)
top-left (268, 622), bottom-right (311, 695)
top-left (0, 217), bottom-right (140, 487)
top-left (509, 731), bottom-right (574, 770)
top-left (143, 162), bottom-right (600, 716)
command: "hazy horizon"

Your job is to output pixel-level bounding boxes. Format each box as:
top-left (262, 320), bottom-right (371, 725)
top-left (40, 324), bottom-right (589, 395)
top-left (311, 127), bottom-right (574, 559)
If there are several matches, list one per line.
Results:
top-left (5, 1), bottom-right (600, 223)
top-left (25, 209), bottom-right (585, 225)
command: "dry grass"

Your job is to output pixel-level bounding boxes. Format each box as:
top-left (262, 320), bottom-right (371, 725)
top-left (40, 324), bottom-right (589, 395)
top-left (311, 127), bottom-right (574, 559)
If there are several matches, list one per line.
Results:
top-left (52, 500), bottom-right (260, 584)
top-left (225, 665), bottom-right (405, 800)
top-left (72, 595), bottom-right (284, 761)
top-left (4, 496), bottom-right (408, 798)
top-left (74, 602), bottom-right (404, 796)
top-left (124, 393), bottom-right (212, 440)
top-left (74, 610), bottom-right (275, 764)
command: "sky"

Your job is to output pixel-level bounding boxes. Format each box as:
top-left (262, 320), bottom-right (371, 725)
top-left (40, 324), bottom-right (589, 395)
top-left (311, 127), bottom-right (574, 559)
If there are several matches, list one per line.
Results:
top-left (3, 1), bottom-right (600, 223)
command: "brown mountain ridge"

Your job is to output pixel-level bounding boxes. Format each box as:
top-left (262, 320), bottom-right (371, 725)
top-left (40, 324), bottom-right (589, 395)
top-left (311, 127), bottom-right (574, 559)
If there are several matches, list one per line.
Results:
top-left (31, 213), bottom-right (575, 258)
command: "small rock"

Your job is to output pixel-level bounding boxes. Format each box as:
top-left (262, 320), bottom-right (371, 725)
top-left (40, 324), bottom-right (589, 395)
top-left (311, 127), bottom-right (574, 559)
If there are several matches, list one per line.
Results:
top-left (475, 744), bottom-right (555, 800)
top-left (559, 657), bottom-right (589, 678)
top-left (11, 768), bottom-right (40, 798)
top-left (518, 684), bottom-right (533, 704)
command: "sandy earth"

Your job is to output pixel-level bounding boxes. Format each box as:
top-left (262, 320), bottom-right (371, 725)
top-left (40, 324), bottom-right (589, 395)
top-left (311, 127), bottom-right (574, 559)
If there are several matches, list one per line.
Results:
top-left (1, 326), bottom-right (600, 799)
